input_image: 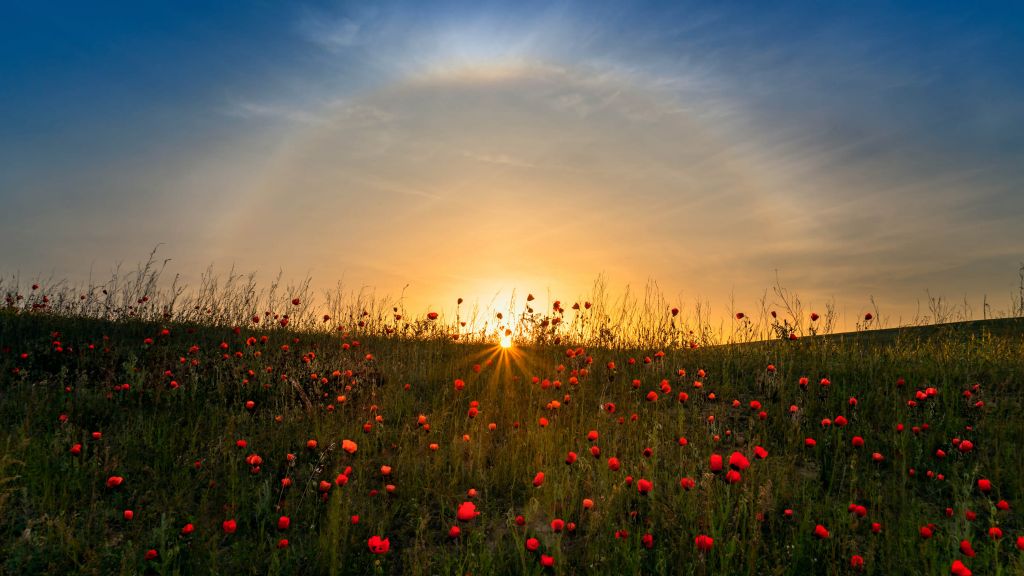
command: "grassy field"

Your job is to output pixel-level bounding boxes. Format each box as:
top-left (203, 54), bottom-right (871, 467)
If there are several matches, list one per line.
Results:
top-left (1, 308), bottom-right (1022, 575)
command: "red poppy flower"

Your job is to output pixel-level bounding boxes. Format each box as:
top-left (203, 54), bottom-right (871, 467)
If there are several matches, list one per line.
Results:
top-left (222, 519), bottom-right (237, 534)
top-left (951, 560), bottom-right (972, 576)
top-left (637, 479), bottom-right (652, 495)
top-left (457, 501), bottom-right (479, 522)
top-left (694, 534), bottom-right (713, 552)
top-left (814, 524), bottom-right (830, 539)
top-left (533, 472), bottom-right (545, 487)
top-left (728, 452), bottom-right (750, 471)
top-left (709, 454), bottom-right (723, 472)
top-left (368, 535), bottom-right (390, 554)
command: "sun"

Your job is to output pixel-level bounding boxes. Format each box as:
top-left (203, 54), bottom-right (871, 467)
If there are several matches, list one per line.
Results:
top-left (499, 333), bottom-right (513, 349)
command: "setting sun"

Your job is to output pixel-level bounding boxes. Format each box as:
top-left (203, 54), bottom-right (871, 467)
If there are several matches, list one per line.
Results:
top-left (499, 333), bottom-right (513, 349)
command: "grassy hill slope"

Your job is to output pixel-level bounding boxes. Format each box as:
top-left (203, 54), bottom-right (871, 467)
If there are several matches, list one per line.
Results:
top-left (1, 312), bottom-right (1022, 575)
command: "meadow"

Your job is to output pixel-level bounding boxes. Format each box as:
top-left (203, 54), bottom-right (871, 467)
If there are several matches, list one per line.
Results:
top-left (1, 272), bottom-right (1022, 575)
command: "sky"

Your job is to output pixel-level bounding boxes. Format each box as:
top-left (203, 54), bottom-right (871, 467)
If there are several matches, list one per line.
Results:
top-left (2, 1), bottom-right (1023, 326)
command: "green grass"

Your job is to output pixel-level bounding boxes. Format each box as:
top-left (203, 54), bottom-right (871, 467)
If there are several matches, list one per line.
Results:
top-left (1, 310), bottom-right (1022, 575)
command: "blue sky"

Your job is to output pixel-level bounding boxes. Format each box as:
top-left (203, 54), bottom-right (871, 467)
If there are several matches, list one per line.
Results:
top-left (2, 1), bottom-right (1023, 323)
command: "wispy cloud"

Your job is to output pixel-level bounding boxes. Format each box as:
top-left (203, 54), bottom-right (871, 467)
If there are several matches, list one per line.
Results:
top-left (460, 150), bottom-right (536, 169)
top-left (353, 176), bottom-right (443, 201)
top-left (296, 12), bottom-right (363, 51)
top-left (224, 99), bottom-right (323, 125)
